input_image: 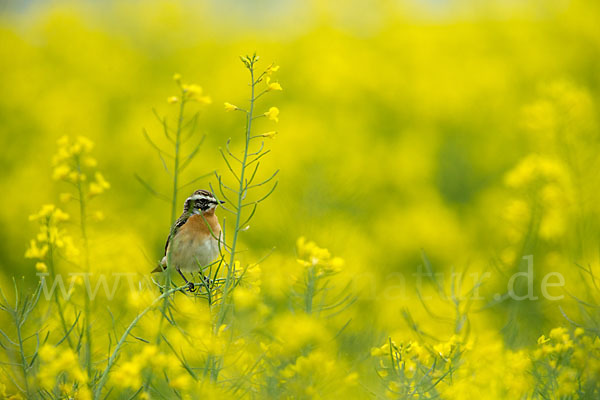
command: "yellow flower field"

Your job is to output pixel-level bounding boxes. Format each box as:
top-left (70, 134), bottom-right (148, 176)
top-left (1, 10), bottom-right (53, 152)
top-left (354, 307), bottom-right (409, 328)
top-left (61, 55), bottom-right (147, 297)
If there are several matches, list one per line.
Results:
top-left (1, 0), bottom-right (600, 398)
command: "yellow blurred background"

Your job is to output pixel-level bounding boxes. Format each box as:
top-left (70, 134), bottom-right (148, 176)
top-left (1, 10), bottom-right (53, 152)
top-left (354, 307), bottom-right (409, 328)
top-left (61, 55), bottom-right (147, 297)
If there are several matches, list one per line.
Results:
top-left (1, 1), bottom-right (600, 396)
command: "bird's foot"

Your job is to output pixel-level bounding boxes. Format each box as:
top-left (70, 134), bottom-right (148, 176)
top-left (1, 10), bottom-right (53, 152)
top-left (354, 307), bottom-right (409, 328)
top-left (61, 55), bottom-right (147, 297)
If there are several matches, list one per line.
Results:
top-left (202, 276), bottom-right (213, 287)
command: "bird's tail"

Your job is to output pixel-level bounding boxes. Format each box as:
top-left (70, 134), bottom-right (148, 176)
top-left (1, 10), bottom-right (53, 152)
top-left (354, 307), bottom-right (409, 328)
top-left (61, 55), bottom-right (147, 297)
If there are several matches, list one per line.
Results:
top-left (151, 257), bottom-right (167, 273)
top-left (151, 264), bottom-right (163, 273)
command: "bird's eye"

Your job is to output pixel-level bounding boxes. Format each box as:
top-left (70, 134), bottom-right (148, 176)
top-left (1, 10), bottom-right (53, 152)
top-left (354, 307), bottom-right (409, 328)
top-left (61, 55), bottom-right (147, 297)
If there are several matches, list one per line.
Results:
top-left (195, 200), bottom-right (210, 209)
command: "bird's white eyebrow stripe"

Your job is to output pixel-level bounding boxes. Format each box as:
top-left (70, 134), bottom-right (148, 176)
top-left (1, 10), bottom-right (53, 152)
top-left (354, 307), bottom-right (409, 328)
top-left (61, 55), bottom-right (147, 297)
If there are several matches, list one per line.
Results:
top-left (188, 194), bottom-right (216, 202)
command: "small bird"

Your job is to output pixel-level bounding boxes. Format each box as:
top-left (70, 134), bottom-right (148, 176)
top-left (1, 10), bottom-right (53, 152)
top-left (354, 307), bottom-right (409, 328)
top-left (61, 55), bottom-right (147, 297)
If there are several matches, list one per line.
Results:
top-left (152, 189), bottom-right (224, 289)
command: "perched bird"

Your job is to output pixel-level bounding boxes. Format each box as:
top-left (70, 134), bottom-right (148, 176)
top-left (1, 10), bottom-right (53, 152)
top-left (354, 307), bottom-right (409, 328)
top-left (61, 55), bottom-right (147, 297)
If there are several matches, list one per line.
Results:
top-left (152, 189), bottom-right (224, 288)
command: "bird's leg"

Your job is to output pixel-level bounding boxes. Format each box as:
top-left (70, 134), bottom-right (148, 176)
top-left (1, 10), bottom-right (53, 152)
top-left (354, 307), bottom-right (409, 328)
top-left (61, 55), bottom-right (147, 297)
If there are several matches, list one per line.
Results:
top-left (177, 268), bottom-right (195, 292)
top-left (191, 271), bottom-right (201, 292)
top-left (197, 268), bottom-right (213, 289)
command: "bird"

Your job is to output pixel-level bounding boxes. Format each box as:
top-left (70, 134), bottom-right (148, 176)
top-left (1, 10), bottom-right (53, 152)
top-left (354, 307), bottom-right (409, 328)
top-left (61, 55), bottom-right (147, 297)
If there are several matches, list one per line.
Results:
top-left (152, 189), bottom-right (224, 290)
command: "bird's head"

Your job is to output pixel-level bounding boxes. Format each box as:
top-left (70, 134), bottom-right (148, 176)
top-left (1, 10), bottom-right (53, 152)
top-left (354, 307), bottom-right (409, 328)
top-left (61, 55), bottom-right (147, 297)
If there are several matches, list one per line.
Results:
top-left (184, 189), bottom-right (224, 215)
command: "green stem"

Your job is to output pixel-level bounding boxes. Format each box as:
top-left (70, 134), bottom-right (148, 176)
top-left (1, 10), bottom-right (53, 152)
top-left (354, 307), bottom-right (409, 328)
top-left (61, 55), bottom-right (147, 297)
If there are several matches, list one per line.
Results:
top-left (143, 93), bottom-right (187, 392)
top-left (159, 94), bottom-right (186, 340)
top-left (171, 95), bottom-right (186, 225)
top-left (46, 217), bottom-right (74, 349)
top-left (305, 266), bottom-right (315, 314)
top-left (75, 157), bottom-right (93, 381)
top-left (93, 285), bottom-right (187, 400)
top-left (15, 312), bottom-right (30, 397)
top-left (217, 61), bottom-right (256, 327)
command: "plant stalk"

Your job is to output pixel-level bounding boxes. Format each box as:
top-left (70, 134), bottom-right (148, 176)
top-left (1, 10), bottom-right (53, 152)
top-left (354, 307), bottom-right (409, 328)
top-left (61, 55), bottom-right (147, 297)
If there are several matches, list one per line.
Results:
top-left (75, 156), bottom-right (93, 381)
top-left (217, 60), bottom-right (256, 327)
top-left (93, 285), bottom-right (187, 400)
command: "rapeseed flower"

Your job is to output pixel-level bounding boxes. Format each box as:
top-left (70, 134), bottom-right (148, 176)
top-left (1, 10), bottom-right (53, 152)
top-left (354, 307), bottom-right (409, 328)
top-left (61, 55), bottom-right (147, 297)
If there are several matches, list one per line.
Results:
top-left (88, 172), bottom-right (110, 197)
top-left (266, 77), bottom-right (282, 91)
top-left (264, 106), bottom-right (279, 122)
top-left (35, 262), bottom-right (47, 272)
top-left (260, 131), bottom-right (277, 138)
top-left (182, 83), bottom-right (212, 104)
top-left (265, 63), bottom-right (279, 75)
top-left (224, 102), bottom-right (238, 111)
top-left (38, 345), bottom-right (89, 392)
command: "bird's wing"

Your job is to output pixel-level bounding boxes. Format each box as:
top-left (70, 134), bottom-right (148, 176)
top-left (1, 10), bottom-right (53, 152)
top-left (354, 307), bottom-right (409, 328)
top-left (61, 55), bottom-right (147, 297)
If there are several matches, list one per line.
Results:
top-left (164, 213), bottom-right (190, 255)
top-left (152, 213), bottom-right (190, 273)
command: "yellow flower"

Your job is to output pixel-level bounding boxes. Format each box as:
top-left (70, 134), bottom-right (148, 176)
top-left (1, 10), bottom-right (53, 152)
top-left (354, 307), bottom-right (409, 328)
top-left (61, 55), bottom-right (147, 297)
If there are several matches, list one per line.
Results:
top-left (433, 335), bottom-right (460, 359)
top-left (329, 257), bottom-right (344, 272)
top-left (183, 83), bottom-right (212, 104)
top-left (52, 148), bottom-right (70, 165)
top-left (169, 374), bottom-right (193, 391)
top-left (52, 164), bottom-right (71, 180)
top-left (89, 172), bottom-right (110, 197)
top-left (68, 171), bottom-right (86, 183)
top-left (264, 107), bottom-right (279, 122)
top-left (29, 204), bottom-right (55, 221)
top-left (76, 136), bottom-right (94, 153)
top-left (59, 193), bottom-right (73, 203)
top-left (53, 208), bottom-right (70, 223)
top-left (224, 102), bottom-right (239, 112)
top-left (557, 367), bottom-right (578, 396)
top-left (203, 324), bottom-right (229, 355)
top-left (63, 236), bottom-right (80, 261)
top-left (38, 344), bottom-right (57, 362)
top-left (233, 286), bottom-right (259, 310)
top-left (112, 361), bottom-right (142, 389)
top-left (70, 144), bottom-right (84, 158)
top-left (411, 341), bottom-right (431, 365)
top-left (35, 262), bottom-right (48, 273)
top-left (83, 156), bottom-right (97, 167)
top-left (92, 211), bottom-right (105, 221)
top-left (58, 383), bottom-right (71, 395)
top-left (38, 345), bottom-right (88, 390)
top-left (296, 236), bottom-right (343, 274)
top-left (232, 260), bottom-right (242, 276)
top-left (182, 83), bottom-right (200, 93)
top-left (504, 154), bottom-right (569, 189)
top-left (25, 240), bottom-right (48, 259)
top-left (57, 135), bottom-right (69, 147)
top-left (261, 131), bottom-right (278, 138)
top-left (537, 335), bottom-right (550, 345)
top-left (95, 172), bottom-right (110, 188)
top-left (272, 313), bottom-right (328, 355)
top-left (370, 344), bottom-right (390, 357)
top-left (266, 64), bottom-right (280, 75)
top-left (266, 77), bottom-right (282, 91)
top-left (89, 183), bottom-right (102, 196)
top-left (549, 327), bottom-right (568, 341)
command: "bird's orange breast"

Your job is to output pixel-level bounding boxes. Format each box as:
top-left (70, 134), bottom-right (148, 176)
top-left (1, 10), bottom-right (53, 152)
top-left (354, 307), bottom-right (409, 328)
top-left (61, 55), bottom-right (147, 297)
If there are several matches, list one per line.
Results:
top-left (178, 212), bottom-right (221, 239)
top-left (166, 211), bottom-right (222, 272)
